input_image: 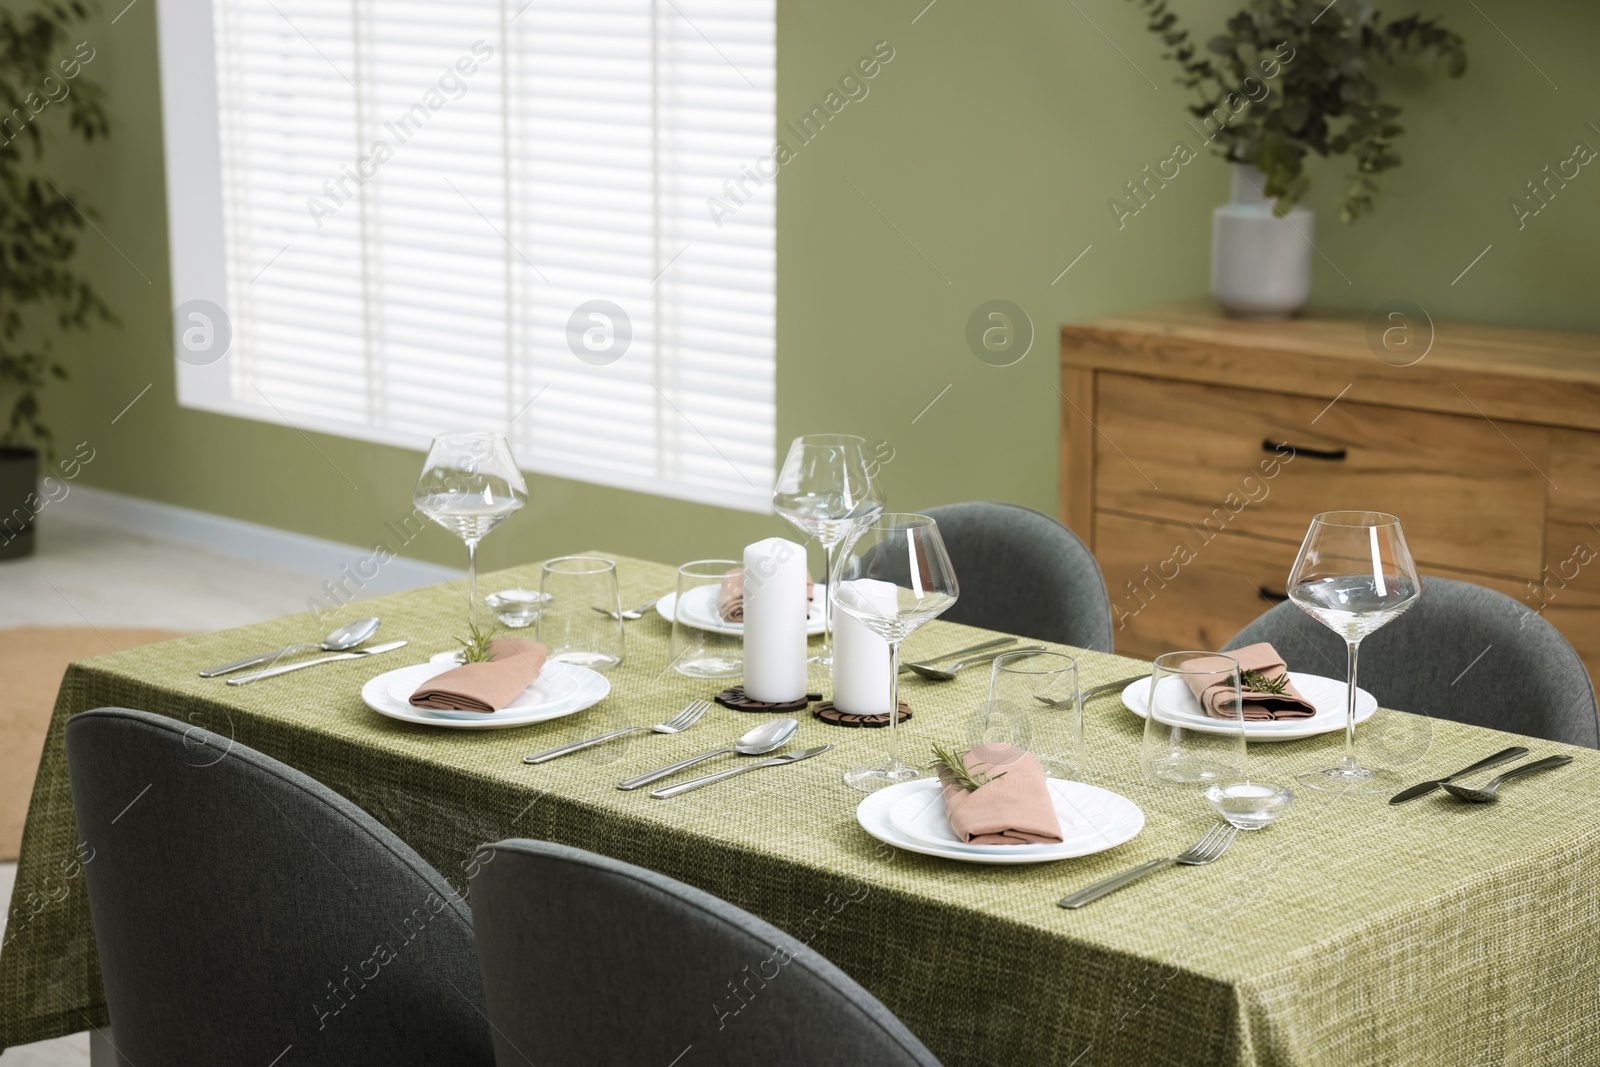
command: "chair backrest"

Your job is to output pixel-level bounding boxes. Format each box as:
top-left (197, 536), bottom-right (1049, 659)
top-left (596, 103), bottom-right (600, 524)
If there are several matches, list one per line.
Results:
top-left (64, 708), bottom-right (494, 1066)
top-left (1224, 577), bottom-right (1599, 748)
top-left (470, 839), bottom-right (943, 1066)
top-left (922, 501), bottom-right (1114, 651)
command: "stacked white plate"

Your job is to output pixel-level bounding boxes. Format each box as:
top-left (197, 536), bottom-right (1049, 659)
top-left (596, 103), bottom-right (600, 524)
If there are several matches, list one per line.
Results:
top-left (654, 583), bottom-right (828, 636)
top-left (1120, 671), bottom-right (1377, 742)
top-left (856, 778), bottom-right (1144, 865)
top-left (361, 659), bottom-right (609, 730)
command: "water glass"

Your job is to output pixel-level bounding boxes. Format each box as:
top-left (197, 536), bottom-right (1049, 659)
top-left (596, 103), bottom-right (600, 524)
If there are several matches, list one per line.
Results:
top-left (537, 556), bottom-right (624, 671)
top-left (1140, 651), bottom-right (1246, 787)
top-left (974, 651), bottom-right (1082, 780)
top-left (670, 559), bottom-right (742, 678)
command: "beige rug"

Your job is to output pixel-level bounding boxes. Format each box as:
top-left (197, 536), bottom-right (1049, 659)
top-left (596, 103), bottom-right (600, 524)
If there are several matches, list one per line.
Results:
top-left (0, 627), bottom-right (187, 861)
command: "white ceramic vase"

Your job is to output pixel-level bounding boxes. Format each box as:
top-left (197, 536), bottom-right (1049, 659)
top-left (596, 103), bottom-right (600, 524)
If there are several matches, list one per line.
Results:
top-left (1210, 165), bottom-right (1313, 320)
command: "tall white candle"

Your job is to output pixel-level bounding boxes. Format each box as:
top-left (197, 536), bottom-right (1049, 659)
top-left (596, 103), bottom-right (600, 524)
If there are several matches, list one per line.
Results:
top-left (741, 537), bottom-right (808, 702)
top-left (832, 578), bottom-right (896, 714)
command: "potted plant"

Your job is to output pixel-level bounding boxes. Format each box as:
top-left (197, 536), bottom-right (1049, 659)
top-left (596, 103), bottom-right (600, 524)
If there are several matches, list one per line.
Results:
top-left (1130, 0), bottom-right (1467, 319)
top-left (0, 1), bottom-right (113, 560)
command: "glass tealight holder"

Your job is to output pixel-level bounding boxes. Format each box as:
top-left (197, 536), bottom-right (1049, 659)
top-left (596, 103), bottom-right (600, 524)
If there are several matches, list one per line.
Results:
top-left (484, 589), bottom-right (550, 628)
top-left (1205, 781), bottom-right (1294, 830)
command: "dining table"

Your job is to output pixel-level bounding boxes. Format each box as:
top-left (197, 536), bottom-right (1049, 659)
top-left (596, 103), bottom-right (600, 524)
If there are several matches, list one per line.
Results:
top-left (3, 551), bottom-right (1598, 1066)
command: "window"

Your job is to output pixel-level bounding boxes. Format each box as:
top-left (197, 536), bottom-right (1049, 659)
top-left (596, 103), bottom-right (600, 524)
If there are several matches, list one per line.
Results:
top-left (159, 0), bottom-right (776, 511)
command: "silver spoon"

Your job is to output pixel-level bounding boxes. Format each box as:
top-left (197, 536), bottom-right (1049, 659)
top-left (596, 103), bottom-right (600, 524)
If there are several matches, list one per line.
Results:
top-left (616, 717), bottom-right (800, 790)
top-left (906, 645), bottom-right (1046, 682)
top-left (199, 617), bottom-right (382, 678)
top-left (1440, 754), bottom-right (1573, 803)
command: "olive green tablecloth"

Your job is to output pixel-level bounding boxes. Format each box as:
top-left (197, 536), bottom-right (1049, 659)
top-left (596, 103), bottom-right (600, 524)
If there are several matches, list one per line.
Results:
top-left (3, 554), bottom-right (1598, 1065)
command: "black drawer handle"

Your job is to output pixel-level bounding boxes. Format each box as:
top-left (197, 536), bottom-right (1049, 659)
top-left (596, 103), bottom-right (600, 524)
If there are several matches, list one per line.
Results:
top-left (1257, 586), bottom-right (1290, 603)
top-left (1263, 438), bottom-right (1346, 462)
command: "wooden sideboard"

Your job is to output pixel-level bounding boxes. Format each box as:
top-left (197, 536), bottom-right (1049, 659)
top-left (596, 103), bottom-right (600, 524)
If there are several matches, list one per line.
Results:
top-left (1059, 300), bottom-right (1600, 682)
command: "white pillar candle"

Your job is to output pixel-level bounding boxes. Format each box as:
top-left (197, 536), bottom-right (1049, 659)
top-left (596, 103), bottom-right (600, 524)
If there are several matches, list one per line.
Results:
top-left (741, 537), bottom-right (808, 702)
top-left (832, 578), bottom-right (896, 714)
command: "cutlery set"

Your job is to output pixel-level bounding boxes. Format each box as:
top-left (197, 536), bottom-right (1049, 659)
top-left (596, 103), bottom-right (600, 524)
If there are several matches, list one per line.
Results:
top-left (1389, 748), bottom-right (1573, 805)
top-left (525, 702), bottom-right (831, 798)
top-left (199, 617), bottom-right (409, 686)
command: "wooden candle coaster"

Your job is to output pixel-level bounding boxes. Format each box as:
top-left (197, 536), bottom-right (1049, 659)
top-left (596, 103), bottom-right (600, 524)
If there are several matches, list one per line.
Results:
top-left (714, 686), bottom-right (822, 713)
top-left (811, 700), bottom-right (912, 728)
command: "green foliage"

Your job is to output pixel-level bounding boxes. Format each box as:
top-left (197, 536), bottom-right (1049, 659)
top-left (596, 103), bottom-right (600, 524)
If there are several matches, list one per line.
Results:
top-left (455, 618), bottom-right (499, 663)
top-left (1241, 668), bottom-right (1290, 694)
top-left (931, 743), bottom-right (1008, 792)
top-left (0, 1), bottom-right (113, 453)
top-left (1128, 0), bottom-right (1467, 222)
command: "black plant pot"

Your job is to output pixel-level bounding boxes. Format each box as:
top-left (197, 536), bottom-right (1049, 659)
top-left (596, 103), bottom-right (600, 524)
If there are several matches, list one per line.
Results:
top-left (0, 446), bottom-right (40, 561)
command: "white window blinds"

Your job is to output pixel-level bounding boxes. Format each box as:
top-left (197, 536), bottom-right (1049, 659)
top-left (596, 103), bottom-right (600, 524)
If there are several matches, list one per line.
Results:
top-left (186, 0), bottom-right (775, 511)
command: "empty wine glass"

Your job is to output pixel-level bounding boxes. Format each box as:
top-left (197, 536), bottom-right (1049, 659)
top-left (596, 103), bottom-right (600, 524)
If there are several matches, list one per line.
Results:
top-left (771, 434), bottom-right (884, 667)
top-left (1288, 511), bottom-right (1421, 793)
top-left (832, 513), bottom-right (958, 792)
top-left (413, 432), bottom-right (527, 632)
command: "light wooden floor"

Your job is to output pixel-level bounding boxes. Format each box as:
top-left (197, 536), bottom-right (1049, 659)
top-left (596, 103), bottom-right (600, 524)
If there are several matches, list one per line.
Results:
top-left (0, 506), bottom-right (335, 1064)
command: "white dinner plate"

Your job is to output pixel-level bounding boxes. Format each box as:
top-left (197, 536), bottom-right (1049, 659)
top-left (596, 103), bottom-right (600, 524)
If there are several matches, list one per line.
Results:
top-left (361, 660), bottom-right (609, 730)
top-left (654, 583), bottom-right (828, 637)
top-left (856, 778), bottom-right (1144, 865)
top-left (1120, 671), bottom-right (1377, 742)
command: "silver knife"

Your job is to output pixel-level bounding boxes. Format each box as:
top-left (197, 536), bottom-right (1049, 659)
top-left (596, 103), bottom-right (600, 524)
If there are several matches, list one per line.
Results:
top-left (650, 745), bottom-right (832, 799)
top-left (226, 641), bottom-right (409, 685)
top-left (899, 637), bottom-right (1016, 673)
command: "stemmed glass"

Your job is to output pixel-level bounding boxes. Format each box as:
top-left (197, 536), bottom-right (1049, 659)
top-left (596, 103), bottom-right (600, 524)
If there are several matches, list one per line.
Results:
top-left (413, 432), bottom-right (527, 632)
top-left (832, 513), bottom-right (958, 792)
top-left (1287, 511), bottom-right (1421, 793)
top-left (771, 434), bottom-right (884, 666)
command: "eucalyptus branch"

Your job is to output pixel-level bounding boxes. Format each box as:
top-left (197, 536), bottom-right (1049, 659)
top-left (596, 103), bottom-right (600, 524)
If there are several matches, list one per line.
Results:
top-left (1122, 0), bottom-right (1467, 222)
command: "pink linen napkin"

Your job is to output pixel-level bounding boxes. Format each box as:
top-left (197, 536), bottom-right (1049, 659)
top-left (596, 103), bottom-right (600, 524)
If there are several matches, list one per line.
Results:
top-left (1180, 642), bottom-right (1317, 721)
top-left (937, 744), bottom-right (1064, 846)
top-left (408, 638), bottom-right (547, 714)
top-left (716, 566), bottom-right (815, 623)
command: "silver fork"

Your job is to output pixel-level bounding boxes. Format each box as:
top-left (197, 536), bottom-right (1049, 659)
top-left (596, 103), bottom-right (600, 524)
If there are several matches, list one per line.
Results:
top-left (523, 700), bottom-right (710, 764)
top-left (592, 595), bottom-right (667, 622)
top-left (1057, 822), bottom-right (1238, 909)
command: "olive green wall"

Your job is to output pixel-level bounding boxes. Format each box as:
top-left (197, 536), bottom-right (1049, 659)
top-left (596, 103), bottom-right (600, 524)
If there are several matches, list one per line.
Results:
top-left (35, 0), bottom-right (1600, 577)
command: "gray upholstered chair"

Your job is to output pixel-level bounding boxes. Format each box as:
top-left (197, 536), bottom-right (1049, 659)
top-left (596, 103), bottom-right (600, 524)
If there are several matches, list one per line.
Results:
top-left (65, 708), bottom-right (494, 1066)
top-left (470, 839), bottom-right (942, 1066)
top-left (1224, 576), bottom-right (1599, 748)
top-left (922, 501), bottom-right (1114, 651)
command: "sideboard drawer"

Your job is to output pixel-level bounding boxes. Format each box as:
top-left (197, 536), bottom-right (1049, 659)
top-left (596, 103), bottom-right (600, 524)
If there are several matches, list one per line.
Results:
top-left (1094, 373), bottom-right (1550, 579)
top-left (1097, 512), bottom-right (1535, 664)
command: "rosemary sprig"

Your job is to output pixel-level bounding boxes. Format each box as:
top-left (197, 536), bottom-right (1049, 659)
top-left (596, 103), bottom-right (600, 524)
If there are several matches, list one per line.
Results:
top-left (1241, 669), bottom-right (1289, 695)
top-left (931, 743), bottom-right (1007, 792)
top-left (455, 619), bottom-right (499, 664)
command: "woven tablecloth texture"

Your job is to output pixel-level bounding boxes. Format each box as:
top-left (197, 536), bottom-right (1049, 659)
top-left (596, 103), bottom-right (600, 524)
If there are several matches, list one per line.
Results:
top-left (2, 554), bottom-right (1597, 1065)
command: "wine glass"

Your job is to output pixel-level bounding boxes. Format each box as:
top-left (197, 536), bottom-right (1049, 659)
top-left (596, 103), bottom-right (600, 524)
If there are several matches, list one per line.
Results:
top-left (771, 434), bottom-right (885, 666)
top-left (832, 513), bottom-right (958, 792)
top-left (413, 432), bottom-right (527, 633)
top-left (1287, 511), bottom-right (1421, 793)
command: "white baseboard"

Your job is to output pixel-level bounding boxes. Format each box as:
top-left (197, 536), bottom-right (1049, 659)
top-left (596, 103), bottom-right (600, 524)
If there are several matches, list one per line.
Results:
top-left (51, 485), bottom-right (462, 593)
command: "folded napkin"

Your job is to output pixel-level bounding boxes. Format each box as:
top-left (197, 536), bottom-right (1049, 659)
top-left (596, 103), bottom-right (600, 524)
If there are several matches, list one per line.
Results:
top-left (937, 743), bottom-right (1064, 846)
top-left (1181, 642), bottom-right (1317, 721)
top-left (408, 638), bottom-right (547, 714)
top-left (717, 566), bottom-right (815, 623)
